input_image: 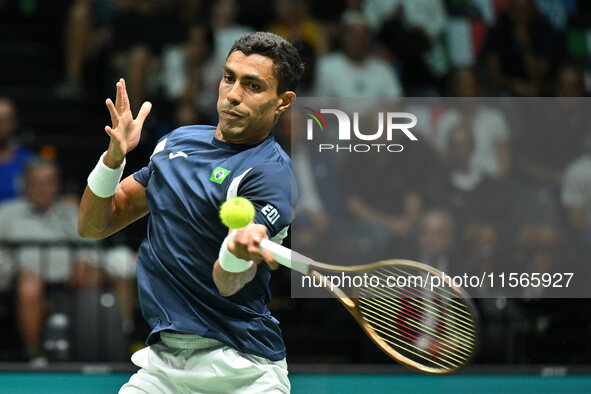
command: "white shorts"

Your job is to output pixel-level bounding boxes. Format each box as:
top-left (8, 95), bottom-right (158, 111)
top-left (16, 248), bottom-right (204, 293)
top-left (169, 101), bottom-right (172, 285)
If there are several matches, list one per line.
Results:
top-left (119, 331), bottom-right (290, 394)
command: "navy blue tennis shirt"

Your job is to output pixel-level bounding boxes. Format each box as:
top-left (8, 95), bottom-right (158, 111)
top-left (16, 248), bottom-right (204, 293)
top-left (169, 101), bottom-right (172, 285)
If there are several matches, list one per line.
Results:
top-left (133, 125), bottom-right (296, 361)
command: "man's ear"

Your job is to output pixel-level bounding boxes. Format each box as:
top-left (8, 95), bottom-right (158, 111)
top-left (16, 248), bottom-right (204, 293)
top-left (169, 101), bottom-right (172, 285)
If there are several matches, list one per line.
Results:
top-left (276, 91), bottom-right (296, 116)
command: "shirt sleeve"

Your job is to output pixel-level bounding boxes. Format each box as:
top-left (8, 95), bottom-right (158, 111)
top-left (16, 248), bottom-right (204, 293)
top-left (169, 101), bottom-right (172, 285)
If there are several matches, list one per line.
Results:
top-left (133, 133), bottom-right (170, 187)
top-left (133, 162), bottom-right (152, 187)
top-left (237, 162), bottom-right (298, 242)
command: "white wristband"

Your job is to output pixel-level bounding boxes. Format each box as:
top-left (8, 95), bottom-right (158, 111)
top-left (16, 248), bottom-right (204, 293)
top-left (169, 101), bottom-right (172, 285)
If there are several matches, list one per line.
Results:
top-left (218, 233), bottom-right (253, 273)
top-left (87, 151), bottom-right (126, 198)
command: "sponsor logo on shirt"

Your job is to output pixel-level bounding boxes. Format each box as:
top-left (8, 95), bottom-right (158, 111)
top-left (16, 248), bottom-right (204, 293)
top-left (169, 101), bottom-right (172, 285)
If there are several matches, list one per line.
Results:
top-left (169, 151), bottom-right (188, 159)
top-left (261, 203), bottom-right (280, 225)
top-left (210, 166), bottom-right (231, 184)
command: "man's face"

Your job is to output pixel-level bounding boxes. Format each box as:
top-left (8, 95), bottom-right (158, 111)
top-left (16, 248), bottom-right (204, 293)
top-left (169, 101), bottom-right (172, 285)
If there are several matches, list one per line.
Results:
top-left (25, 166), bottom-right (59, 212)
top-left (185, 26), bottom-right (210, 65)
top-left (344, 22), bottom-right (370, 62)
top-left (217, 51), bottom-right (289, 143)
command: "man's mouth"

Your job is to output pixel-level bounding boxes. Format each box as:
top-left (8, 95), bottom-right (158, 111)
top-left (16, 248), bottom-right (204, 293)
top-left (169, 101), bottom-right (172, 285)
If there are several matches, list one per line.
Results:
top-left (222, 110), bottom-right (244, 119)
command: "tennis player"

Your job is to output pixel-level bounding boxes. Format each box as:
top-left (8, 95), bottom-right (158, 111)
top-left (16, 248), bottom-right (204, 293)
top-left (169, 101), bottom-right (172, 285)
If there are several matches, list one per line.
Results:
top-left (78, 32), bottom-right (304, 393)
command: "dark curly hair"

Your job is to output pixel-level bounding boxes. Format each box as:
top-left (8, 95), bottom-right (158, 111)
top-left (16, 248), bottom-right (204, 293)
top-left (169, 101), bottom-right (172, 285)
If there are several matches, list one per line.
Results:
top-left (228, 32), bottom-right (305, 94)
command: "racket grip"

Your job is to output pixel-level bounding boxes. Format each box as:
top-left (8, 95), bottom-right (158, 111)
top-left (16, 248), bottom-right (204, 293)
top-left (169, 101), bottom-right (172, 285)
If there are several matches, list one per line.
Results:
top-left (259, 239), bottom-right (311, 275)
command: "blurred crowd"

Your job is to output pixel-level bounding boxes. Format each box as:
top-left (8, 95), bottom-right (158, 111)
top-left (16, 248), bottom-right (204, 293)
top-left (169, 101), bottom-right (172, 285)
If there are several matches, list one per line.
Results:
top-left (1, 0), bottom-right (591, 364)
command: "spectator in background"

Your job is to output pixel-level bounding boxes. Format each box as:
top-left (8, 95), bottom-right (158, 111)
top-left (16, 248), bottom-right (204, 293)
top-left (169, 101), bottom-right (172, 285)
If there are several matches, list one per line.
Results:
top-left (61, 0), bottom-right (183, 105)
top-left (436, 125), bottom-right (509, 272)
top-left (370, 0), bottom-right (448, 95)
top-left (413, 209), bottom-right (464, 275)
top-left (340, 111), bottom-right (444, 260)
top-left (514, 65), bottom-right (589, 189)
top-left (292, 40), bottom-right (317, 97)
top-left (482, 0), bottom-right (561, 96)
top-left (363, 0), bottom-right (447, 40)
top-left (0, 159), bottom-right (91, 363)
top-left (210, 0), bottom-right (253, 67)
top-left (161, 24), bottom-right (212, 101)
top-left (110, 0), bottom-right (182, 113)
top-left (314, 11), bottom-right (402, 97)
top-left (268, 0), bottom-right (327, 55)
top-left (59, 0), bottom-right (116, 97)
top-left (173, 102), bottom-right (203, 129)
top-left (0, 159), bottom-right (135, 363)
top-left (161, 24), bottom-right (219, 123)
top-left (0, 98), bottom-right (33, 203)
top-left (436, 69), bottom-right (511, 179)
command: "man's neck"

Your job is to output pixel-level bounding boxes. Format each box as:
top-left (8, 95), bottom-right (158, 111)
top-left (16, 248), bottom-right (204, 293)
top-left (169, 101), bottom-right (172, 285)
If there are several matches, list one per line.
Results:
top-left (214, 125), bottom-right (272, 145)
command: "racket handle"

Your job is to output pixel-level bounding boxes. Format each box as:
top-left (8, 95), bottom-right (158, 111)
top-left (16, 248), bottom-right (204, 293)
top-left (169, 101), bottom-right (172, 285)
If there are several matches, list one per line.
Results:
top-left (259, 239), bottom-right (311, 275)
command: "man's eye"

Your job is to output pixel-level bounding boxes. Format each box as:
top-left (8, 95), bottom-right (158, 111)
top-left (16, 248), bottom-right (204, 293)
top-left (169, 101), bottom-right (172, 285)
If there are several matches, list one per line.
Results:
top-left (223, 75), bottom-right (234, 82)
top-left (249, 83), bottom-right (260, 90)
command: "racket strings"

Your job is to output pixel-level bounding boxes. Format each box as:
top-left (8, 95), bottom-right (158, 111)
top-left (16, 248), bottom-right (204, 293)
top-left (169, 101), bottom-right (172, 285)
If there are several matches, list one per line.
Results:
top-left (355, 266), bottom-right (478, 372)
top-left (359, 291), bottom-right (474, 353)
top-left (358, 300), bottom-right (468, 369)
top-left (358, 286), bottom-right (476, 358)
top-left (359, 280), bottom-right (475, 343)
top-left (358, 306), bottom-right (459, 370)
top-left (370, 268), bottom-right (476, 333)
top-left (359, 297), bottom-right (473, 361)
top-left (358, 296), bottom-right (476, 370)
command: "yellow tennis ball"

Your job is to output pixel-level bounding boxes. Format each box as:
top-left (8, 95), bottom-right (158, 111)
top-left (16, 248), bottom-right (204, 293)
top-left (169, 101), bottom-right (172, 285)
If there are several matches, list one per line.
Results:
top-left (219, 197), bottom-right (255, 229)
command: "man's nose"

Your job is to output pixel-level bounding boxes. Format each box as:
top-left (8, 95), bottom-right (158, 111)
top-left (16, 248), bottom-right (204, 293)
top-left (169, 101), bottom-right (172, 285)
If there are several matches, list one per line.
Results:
top-left (226, 82), bottom-right (242, 105)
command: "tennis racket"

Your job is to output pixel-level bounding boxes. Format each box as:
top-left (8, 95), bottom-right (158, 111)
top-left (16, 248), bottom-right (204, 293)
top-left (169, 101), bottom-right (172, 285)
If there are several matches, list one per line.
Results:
top-left (259, 239), bottom-right (479, 374)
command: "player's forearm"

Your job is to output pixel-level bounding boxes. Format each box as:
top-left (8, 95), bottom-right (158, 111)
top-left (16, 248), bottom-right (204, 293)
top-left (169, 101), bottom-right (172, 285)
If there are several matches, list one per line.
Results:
top-left (79, 146), bottom-right (149, 239)
top-left (78, 186), bottom-right (118, 239)
top-left (78, 149), bottom-right (126, 239)
top-left (78, 180), bottom-right (149, 239)
top-left (212, 260), bottom-right (257, 297)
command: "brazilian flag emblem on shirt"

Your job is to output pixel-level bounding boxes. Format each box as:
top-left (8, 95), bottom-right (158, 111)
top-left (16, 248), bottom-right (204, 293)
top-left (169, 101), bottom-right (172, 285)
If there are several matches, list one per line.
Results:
top-left (210, 166), bottom-right (231, 184)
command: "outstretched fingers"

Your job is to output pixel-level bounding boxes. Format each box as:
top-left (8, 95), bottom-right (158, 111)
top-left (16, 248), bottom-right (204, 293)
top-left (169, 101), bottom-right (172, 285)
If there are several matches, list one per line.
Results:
top-left (136, 101), bottom-right (152, 127)
top-left (115, 79), bottom-right (124, 114)
top-left (104, 125), bottom-right (115, 138)
top-left (118, 78), bottom-right (131, 113)
top-left (106, 98), bottom-right (118, 126)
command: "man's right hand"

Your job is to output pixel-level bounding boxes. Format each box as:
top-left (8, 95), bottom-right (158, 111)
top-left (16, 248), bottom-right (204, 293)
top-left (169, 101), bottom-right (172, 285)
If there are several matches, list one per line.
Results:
top-left (103, 78), bottom-right (151, 168)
